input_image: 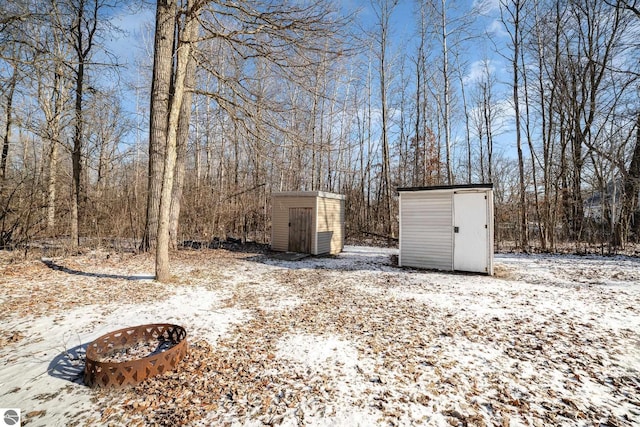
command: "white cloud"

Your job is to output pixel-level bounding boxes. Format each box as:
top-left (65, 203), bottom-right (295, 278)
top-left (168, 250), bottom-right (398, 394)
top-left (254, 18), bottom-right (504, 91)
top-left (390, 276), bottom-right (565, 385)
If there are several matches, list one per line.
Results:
top-left (463, 59), bottom-right (497, 85)
top-left (486, 18), bottom-right (509, 38)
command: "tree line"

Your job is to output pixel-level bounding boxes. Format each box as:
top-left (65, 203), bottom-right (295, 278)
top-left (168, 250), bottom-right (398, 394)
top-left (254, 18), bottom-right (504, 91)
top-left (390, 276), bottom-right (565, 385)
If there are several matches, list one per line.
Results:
top-left (1, 0), bottom-right (639, 271)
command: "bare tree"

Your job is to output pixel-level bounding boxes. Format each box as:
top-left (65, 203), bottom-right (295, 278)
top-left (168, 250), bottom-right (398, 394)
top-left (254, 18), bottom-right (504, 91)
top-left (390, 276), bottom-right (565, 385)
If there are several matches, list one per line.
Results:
top-left (481, 65), bottom-right (497, 184)
top-left (615, 111), bottom-right (640, 247)
top-left (155, 0), bottom-right (198, 281)
top-left (142, 0), bottom-right (177, 252)
top-left (0, 2), bottom-right (32, 191)
top-left (32, 5), bottom-right (75, 234)
top-left (1, 1), bottom-right (72, 247)
top-left (613, 2), bottom-right (640, 247)
top-left (439, 0), bottom-right (453, 184)
top-left (7, 0), bottom-right (639, 256)
top-left (0, 56), bottom-right (18, 183)
top-left (500, 0), bottom-right (529, 251)
top-left (169, 5), bottom-right (198, 249)
top-left (64, 0), bottom-right (101, 250)
top-left (370, 0), bottom-right (397, 239)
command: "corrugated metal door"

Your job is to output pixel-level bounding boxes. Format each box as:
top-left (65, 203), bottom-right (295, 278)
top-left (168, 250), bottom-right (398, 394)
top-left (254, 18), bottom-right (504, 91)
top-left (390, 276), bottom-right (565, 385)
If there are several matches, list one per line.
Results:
top-left (288, 208), bottom-right (312, 253)
top-left (453, 192), bottom-right (488, 272)
top-left (399, 192), bottom-right (453, 270)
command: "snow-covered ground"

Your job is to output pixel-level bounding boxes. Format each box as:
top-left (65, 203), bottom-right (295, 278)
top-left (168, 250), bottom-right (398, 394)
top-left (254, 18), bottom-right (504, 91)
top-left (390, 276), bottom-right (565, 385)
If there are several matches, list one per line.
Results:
top-left (0, 246), bottom-right (638, 426)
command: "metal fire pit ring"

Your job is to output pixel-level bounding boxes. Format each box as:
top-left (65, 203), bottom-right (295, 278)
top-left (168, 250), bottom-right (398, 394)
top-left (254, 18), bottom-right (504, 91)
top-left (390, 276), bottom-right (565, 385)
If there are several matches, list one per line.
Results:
top-left (84, 323), bottom-right (187, 388)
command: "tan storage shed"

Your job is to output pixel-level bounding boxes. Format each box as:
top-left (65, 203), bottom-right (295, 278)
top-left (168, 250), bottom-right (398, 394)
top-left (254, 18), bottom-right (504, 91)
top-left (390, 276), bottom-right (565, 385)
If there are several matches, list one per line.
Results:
top-left (271, 191), bottom-right (346, 255)
top-left (398, 184), bottom-right (494, 275)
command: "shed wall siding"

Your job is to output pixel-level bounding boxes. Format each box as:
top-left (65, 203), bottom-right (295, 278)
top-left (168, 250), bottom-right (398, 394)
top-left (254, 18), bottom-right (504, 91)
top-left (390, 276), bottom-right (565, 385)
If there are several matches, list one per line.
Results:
top-left (399, 192), bottom-right (453, 270)
top-left (271, 196), bottom-right (316, 252)
top-left (316, 198), bottom-right (344, 254)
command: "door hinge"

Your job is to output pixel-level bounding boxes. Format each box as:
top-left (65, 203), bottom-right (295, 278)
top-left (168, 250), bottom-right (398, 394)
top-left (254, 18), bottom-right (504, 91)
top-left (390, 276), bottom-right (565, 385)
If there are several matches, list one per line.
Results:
top-left (485, 224), bottom-right (487, 228)
top-left (454, 226), bottom-right (459, 233)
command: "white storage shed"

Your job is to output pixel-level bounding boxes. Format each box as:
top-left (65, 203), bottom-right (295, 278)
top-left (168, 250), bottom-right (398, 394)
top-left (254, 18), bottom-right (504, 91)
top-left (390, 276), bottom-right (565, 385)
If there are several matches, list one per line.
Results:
top-left (398, 184), bottom-right (494, 275)
top-left (271, 191), bottom-right (345, 255)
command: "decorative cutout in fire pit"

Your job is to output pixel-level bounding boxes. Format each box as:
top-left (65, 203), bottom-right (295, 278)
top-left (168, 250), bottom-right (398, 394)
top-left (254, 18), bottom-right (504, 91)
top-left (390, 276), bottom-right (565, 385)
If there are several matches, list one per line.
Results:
top-left (84, 323), bottom-right (187, 388)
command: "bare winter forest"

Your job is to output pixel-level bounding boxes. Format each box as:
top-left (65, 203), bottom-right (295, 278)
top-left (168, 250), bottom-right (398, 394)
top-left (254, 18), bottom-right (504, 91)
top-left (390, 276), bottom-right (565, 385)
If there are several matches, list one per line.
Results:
top-left (1, 0), bottom-right (640, 267)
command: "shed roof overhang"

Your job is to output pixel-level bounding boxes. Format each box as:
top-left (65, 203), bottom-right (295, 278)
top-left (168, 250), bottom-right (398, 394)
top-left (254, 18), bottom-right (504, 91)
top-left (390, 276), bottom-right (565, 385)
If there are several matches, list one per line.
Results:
top-left (397, 183), bottom-right (493, 193)
top-left (272, 191), bottom-right (346, 200)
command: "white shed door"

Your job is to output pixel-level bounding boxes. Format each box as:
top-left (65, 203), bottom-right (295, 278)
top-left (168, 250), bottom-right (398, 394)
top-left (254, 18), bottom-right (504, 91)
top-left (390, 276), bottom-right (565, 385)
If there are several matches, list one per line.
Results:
top-left (453, 192), bottom-right (488, 273)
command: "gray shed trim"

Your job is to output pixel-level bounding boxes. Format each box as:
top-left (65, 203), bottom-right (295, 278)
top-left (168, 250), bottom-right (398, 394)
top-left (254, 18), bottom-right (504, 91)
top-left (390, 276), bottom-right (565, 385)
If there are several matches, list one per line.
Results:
top-left (272, 191), bottom-right (346, 200)
top-left (397, 183), bottom-right (493, 192)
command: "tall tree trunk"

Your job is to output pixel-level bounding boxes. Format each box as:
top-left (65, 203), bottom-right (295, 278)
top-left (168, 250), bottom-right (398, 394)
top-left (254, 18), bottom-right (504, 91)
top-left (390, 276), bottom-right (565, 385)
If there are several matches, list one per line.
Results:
top-left (47, 140), bottom-right (59, 232)
top-left (143, 0), bottom-right (177, 252)
top-left (514, 2), bottom-right (528, 251)
top-left (534, 0), bottom-right (553, 251)
top-left (0, 67), bottom-right (17, 184)
top-left (366, 54), bottom-right (372, 227)
top-left (414, 55), bottom-right (422, 186)
top-left (69, 0), bottom-right (98, 251)
top-left (71, 60), bottom-right (83, 249)
top-left (46, 64), bottom-right (66, 233)
top-left (441, 0), bottom-right (453, 184)
top-left (156, 0), bottom-right (197, 282)
top-left (456, 59), bottom-right (472, 184)
top-left (482, 80), bottom-right (494, 183)
top-left (374, 0), bottom-right (396, 239)
top-left (521, 40), bottom-right (542, 250)
top-left (502, 0), bottom-right (529, 250)
top-left (543, 0), bottom-right (564, 250)
top-left (169, 18), bottom-right (198, 249)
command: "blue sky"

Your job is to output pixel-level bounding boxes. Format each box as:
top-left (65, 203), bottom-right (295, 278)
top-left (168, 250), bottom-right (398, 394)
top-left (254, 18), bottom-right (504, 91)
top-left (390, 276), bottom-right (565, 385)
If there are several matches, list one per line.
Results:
top-left (345, 0), bottom-right (516, 158)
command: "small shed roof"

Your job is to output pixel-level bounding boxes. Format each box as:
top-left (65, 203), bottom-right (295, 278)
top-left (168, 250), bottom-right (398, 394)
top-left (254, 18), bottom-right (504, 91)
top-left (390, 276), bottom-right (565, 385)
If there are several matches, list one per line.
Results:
top-left (272, 191), bottom-right (346, 200)
top-left (397, 183), bottom-right (493, 192)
